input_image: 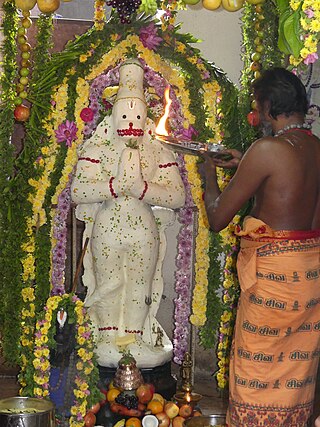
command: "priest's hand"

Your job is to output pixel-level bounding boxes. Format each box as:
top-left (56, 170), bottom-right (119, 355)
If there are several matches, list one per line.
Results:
top-left (207, 148), bottom-right (243, 169)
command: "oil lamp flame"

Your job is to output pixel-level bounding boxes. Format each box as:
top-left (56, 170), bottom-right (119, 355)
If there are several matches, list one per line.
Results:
top-left (155, 86), bottom-right (172, 136)
top-left (185, 392), bottom-right (191, 403)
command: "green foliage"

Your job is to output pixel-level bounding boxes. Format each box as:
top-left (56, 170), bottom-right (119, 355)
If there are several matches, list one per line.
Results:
top-left (0, 1), bottom-right (21, 363)
top-left (240, 1), bottom-right (285, 151)
top-left (274, 0), bottom-right (304, 58)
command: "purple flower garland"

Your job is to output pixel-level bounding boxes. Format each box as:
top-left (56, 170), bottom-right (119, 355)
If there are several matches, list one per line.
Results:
top-left (51, 178), bottom-right (72, 295)
top-left (173, 158), bottom-right (195, 364)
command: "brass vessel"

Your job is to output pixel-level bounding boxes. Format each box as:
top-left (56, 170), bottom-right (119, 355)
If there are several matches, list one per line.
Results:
top-left (113, 352), bottom-right (144, 390)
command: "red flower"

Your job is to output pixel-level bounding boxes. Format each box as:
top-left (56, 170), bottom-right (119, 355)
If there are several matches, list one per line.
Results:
top-left (102, 99), bottom-right (112, 110)
top-left (80, 107), bottom-right (94, 123)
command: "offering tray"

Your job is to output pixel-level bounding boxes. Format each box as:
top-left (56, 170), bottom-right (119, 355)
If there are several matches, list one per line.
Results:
top-left (156, 134), bottom-right (226, 157)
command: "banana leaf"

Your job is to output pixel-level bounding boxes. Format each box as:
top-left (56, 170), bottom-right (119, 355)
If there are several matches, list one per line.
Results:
top-left (278, 7), bottom-right (292, 54)
top-left (283, 5), bottom-right (303, 58)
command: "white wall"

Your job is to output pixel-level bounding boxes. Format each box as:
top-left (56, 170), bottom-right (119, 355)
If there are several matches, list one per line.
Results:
top-left (177, 5), bottom-right (243, 85)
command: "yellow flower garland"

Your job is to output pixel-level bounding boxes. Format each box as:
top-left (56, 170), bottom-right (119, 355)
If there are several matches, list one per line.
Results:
top-left (215, 167), bottom-right (241, 388)
top-left (189, 77), bottom-right (222, 327)
top-left (32, 294), bottom-right (96, 427)
top-left (94, 0), bottom-right (106, 31)
top-left (49, 78), bottom-right (90, 284)
top-left (19, 81), bottom-right (69, 384)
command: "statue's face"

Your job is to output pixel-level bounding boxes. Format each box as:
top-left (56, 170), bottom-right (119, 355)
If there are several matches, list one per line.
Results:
top-left (112, 98), bottom-right (147, 140)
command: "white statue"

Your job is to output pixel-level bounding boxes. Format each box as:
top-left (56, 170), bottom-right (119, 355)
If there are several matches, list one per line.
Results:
top-left (71, 59), bottom-right (185, 367)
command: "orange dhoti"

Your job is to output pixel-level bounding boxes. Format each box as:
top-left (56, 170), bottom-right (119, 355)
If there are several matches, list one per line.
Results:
top-left (227, 217), bottom-right (320, 427)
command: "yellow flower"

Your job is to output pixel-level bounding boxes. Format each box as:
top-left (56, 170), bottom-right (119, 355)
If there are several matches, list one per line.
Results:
top-left (300, 47), bottom-right (310, 58)
top-left (34, 388), bottom-right (43, 396)
top-left (77, 337), bottom-right (85, 346)
top-left (71, 406), bottom-right (78, 416)
top-left (76, 361), bottom-right (84, 371)
top-left (289, 55), bottom-right (302, 66)
top-left (310, 19), bottom-right (320, 32)
top-left (84, 366), bottom-right (93, 375)
top-left (22, 287), bottom-right (35, 302)
top-left (78, 348), bottom-right (86, 359)
top-left (41, 335), bottom-right (48, 344)
top-left (80, 382), bottom-right (88, 391)
top-left (221, 311), bottom-right (232, 322)
top-left (74, 390), bottom-right (85, 399)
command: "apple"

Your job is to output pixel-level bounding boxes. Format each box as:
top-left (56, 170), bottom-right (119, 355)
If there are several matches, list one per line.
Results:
top-left (37, 0), bottom-right (61, 13)
top-left (84, 412), bottom-right (96, 427)
top-left (135, 383), bottom-right (155, 404)
top-left (202, 0), bottom-right (221, 9)
top-left (172, 416), bottom-right (185, 427)
top-left (88, 401), bottom-right (101, 414)
top-left (164, 402), bottom-right (179, 419)
top-left (222, 0), bottom-right (243, 11)
top-left (247, 110), bottom-right (260, 127)
top-left (179, 404), bottom-right (192, 418)
top-left (14, 104), bottom-right (30, 122)
top-left (156, 411), bottom-right (171, 427)
top-left (15, 0), bottom-right (37, 11)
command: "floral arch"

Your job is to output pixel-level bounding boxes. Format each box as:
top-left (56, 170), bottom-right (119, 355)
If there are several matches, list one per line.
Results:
top-left (9, 0), bottom-right (320, 423)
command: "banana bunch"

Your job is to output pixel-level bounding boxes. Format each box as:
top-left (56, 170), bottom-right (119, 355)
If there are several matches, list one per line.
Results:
top-left (138, 0), bottom-right (158, 16)
top-left (114, 419), bottom-right (126, 427)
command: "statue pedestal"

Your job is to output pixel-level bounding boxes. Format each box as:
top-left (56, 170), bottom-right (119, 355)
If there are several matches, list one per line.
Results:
top-left (96, 362), bottom-right (177, 427)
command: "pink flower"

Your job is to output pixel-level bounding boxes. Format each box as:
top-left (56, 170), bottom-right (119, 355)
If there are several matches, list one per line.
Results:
top-left (139, 23), bottom-right (163, 51)
top-left (55, 120), bottom-right (78, 147)
top-left (304, 8), bottom-right (314, 18)
top-left (304, 52), bottom-right (318, 65)
top-left (80, 107), bottom-right (94, 122)
top-left (180, 125), bottom-right (199, 140)
top-left (202, 70), bottom-right (210, 80)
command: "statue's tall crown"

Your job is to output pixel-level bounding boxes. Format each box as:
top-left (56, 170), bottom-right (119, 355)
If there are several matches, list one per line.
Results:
top-left (115, 58), bottom-right (146, 105)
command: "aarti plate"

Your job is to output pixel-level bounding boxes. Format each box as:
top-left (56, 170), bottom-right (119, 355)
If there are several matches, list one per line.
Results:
top-left (156, 134), bottom-right (226, 157)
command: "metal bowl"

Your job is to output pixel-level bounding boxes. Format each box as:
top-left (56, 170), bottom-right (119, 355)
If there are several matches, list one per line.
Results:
top-left (184, 415), bottom-right (226, 427)
top-left (0, 397), bottom-right (55, 427)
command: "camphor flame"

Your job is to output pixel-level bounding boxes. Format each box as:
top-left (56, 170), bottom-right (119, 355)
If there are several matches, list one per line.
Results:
top-left (155, 86), bottom-right (172, 136)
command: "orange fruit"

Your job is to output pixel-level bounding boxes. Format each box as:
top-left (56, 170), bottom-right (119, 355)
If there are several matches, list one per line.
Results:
top-left (126, 417), bottom-right (142, 427)
top-left (108, 380), bottom-right (116, 389)
top-left (106, 388), bottom-right (121, 402)
top-left (152, 393), bottom-right (165, 406)
top-left (147, 399), bottom-right (164, 415)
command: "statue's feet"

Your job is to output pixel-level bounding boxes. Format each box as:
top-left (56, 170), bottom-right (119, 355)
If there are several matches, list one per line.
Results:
top-left (95, 335), bottom-right (172, 368)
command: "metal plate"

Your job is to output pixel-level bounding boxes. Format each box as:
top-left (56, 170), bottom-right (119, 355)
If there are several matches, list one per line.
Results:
top-left (156, 135), bottom-right (226, 157)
